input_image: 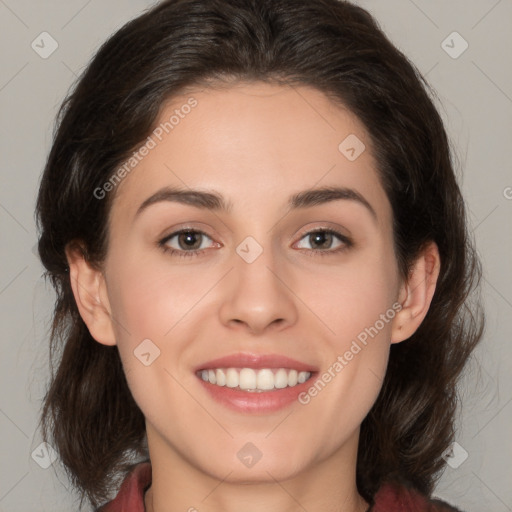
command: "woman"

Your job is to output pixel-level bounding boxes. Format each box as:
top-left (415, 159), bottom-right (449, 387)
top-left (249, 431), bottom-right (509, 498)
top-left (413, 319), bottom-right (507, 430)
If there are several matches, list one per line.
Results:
top-left (35, 0), bottom-right (485, 511)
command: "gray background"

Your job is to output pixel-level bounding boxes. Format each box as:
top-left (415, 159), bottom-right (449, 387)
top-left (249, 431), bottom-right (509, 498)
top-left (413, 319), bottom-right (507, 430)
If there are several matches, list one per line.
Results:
top-left (0, 0), bottom-right (511, 510)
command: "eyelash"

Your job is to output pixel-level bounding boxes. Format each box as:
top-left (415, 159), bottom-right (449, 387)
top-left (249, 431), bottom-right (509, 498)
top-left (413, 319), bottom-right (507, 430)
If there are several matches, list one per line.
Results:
top-left (158, 228), bottom-right (353, 259)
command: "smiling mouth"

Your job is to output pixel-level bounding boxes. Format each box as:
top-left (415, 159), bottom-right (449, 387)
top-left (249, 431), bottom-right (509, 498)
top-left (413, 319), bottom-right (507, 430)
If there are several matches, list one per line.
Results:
top-left (196, 367), bottom-right (313, 392)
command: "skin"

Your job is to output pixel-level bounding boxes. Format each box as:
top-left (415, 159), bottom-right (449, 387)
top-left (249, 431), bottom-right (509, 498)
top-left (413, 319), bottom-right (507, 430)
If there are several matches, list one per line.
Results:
top-left (67, 82), bottom-right (440, 512)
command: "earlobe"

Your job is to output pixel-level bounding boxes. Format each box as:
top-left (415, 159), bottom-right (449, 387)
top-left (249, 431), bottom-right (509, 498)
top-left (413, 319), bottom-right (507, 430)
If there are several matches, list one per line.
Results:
top-left (391, 241), bottom-right (441, 344)
top-left (65, 242), bottom-right (117, 346)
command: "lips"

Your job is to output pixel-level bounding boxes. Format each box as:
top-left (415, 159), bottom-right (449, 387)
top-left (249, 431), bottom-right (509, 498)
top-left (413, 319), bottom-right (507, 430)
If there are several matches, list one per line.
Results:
top-left (193, 352), bottom-right (319, 413)
top-left (194, 352), bottom-right (319, 373)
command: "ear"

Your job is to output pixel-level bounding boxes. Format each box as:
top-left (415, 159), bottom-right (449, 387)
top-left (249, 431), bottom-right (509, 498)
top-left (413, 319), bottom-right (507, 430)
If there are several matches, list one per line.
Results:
top-left (65, 242), bottom-right (117, 346)
top-left (391, 241), bottom-right (441, 344)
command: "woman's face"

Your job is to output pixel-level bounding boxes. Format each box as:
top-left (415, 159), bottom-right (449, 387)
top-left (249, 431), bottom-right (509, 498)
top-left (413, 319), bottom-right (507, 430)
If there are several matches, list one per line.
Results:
top-left (100, 82), bottom-right (404, 483)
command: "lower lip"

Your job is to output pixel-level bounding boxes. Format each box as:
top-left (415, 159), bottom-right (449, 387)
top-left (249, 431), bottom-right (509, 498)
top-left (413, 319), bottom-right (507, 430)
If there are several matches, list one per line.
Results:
top-left (196, 373), bottom-right (317, 413)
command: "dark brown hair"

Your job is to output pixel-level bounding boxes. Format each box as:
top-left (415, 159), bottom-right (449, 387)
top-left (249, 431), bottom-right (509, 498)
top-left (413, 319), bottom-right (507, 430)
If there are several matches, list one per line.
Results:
top-left (35, 0), bottom-right (485, 508)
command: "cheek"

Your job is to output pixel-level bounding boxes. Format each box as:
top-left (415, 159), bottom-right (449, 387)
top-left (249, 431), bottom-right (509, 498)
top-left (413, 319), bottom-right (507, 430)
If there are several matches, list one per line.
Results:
top-left (300, 246), bottom-right (399, 340)
top-left (298, 244), bottom-right (398, 400)
top-left (107, 255), bottom-right (214, 342)
top-left (297, 268), bottom-right (396, 448)
top-left (309, 267), bottom-right (395, 389)
top-left (105, 261), bottom-right (198, 417)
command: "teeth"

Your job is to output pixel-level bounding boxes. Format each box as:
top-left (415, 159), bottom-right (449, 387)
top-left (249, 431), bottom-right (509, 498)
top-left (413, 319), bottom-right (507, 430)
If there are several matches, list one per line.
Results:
top-left (257, 368), bottom-right (274, 390)
top-left (226, 368), bottom-right (239, 388)
top-left (215, 368), bottom-right (226, 386)
top-left (198, 368), bottom-right (312, 391)
top-left (274, 368), bottom-right (288, 389)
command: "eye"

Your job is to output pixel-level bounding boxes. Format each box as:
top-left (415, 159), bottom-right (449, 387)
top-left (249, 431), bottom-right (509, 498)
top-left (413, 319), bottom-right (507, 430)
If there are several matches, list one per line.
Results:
top-left (159, 229), bottom-right (217, 258)
top-left (294, 228), bottom-right (352, 256)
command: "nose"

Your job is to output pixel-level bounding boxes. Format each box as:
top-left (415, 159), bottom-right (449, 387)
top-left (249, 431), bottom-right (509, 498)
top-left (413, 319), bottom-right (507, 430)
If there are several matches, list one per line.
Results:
top-left (218, 244), bottom-right (299, 335)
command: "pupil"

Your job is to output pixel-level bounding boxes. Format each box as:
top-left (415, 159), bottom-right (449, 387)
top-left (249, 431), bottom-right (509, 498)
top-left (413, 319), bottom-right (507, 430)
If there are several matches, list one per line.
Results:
top-left (312, 232), bottom-right (331, 248)
top-left (180, 231), bottom-right (200, 250)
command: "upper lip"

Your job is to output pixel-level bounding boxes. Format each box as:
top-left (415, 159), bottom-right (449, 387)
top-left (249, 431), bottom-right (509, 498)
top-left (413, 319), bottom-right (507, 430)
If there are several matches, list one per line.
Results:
top-left (194, 352), bottom-right (318, 373)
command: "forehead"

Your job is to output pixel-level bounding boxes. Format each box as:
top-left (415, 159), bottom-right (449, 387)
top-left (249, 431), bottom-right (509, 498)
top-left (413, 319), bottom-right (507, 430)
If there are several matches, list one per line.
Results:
top-left (110, 82), bottom-right (391, 228)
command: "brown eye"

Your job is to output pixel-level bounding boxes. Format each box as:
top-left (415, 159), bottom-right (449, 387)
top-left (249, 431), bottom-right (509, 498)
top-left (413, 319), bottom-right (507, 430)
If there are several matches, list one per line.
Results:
top-left (159, 229), bottom-right (216, 258)
top-left (176, 231), bottom-right (204, 250)
top-left (295, 229), bottom-right (353, 256)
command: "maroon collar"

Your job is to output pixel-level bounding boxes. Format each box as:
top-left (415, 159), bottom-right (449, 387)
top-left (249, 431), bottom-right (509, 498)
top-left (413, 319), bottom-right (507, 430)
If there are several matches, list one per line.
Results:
top-left (371, 479), bottom-right (463, 511)
top-left (98, 462), bottom-right (151, 512)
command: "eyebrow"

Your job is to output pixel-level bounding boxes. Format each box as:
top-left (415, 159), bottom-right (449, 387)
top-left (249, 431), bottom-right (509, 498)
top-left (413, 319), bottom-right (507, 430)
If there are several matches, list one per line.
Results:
top-left (134, 185), bottom-right (377, 222)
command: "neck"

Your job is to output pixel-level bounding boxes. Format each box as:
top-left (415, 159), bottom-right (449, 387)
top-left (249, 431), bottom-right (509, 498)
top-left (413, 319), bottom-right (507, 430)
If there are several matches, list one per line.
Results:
top-left (143, 424), bottom-right (370, 512)
top-left (145, 488), bottom-right (369, 512)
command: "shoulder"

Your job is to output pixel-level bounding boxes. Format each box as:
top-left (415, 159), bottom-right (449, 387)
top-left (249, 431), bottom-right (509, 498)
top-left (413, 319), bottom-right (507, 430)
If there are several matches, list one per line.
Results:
top-left (96, 462), bottom-right (151, 512)
top-left (371, 479), bottom-right (464, 512)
